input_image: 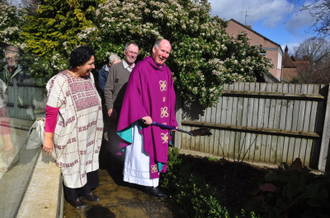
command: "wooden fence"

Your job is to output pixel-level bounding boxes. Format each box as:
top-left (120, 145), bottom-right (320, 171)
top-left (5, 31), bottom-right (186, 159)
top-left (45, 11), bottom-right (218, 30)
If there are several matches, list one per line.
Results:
top-left (7, 82), bottom-right (46, 121)
top-left (174, 82), bottom-right (330, 172)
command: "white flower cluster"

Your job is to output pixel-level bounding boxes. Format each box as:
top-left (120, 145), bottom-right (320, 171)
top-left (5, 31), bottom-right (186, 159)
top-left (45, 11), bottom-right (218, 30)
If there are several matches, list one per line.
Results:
top-left (89, 0), bottom-right (272, 106)
top-left (2, 26), bottom-right (19, 35)
top-left (77, 27), bottom-right (97, 40)
top-left (0, 4), bottom-right (26, 46)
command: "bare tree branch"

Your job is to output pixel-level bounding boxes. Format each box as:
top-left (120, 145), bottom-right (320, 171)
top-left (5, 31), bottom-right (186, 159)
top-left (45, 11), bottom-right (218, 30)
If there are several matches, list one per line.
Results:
top-left (288, 0), bottom-right (330, 37)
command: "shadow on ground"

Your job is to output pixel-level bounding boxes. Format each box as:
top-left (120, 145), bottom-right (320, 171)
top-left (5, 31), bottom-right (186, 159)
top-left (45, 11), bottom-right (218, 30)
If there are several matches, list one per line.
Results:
top-left (63, 138), bottom-right (189, 218)
top-left (85, 205), bottom-right (115, 218)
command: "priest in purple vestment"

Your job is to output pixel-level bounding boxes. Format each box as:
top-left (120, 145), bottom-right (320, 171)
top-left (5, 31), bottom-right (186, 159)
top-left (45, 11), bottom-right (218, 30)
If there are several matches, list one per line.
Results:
top-left (117, 39), bottom-right (177, 198)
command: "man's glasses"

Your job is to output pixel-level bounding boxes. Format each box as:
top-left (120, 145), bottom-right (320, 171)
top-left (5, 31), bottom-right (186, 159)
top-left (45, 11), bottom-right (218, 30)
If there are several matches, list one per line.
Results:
top-left (127, 50), bottom-right (139, 55)
top-left (6, 57), bottom-right (15, 60)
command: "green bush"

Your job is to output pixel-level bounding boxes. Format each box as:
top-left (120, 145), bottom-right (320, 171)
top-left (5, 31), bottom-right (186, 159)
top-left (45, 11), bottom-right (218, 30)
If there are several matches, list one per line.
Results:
top-left (244, 158), bottom-right (330, 218)
top-left (89, 0), bottom-right (273, 107)
top-left (2, 0), bottom-right (273, 107)
top-left (20, 0), bottom-right (104, 82)
top-left (161, 148), bottom-right (258, 218)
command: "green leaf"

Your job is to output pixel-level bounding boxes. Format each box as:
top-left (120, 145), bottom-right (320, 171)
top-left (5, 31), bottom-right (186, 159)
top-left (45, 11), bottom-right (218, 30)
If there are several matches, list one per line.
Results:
top-left (314, 188), bottom-right (328, 202)
top-left (286, 175), bottom-right (302, 199)
top-left (265, 172), bottom-right (278, 181)
top-left (276, 199), bottom-right (288, 211)
top-left (301, 183), bottom-right (319, 199)
top-left (306, 198), bottom-right (323, 207)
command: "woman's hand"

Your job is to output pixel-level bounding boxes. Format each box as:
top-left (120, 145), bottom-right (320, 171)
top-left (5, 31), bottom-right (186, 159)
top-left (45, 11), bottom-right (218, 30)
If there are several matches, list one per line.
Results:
top-left (3, 134), bottom-right (14, 157)
top-left (43, 132), bottom-right (54, 156)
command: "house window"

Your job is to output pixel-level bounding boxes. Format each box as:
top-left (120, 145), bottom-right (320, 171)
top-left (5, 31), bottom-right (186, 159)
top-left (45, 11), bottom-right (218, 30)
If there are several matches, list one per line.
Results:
top-left (259, 49), bottom-right (266, 56)
top-left (277, 51), bottom-right (282, 69)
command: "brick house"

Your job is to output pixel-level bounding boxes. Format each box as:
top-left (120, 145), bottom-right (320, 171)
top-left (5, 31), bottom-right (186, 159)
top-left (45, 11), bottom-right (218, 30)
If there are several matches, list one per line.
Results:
top-left (281, 46), bottom-right (298, 82)
top-left (282, 46), bottom-right (310, 82)
top-left (226, 19), bottom-right (283, 81)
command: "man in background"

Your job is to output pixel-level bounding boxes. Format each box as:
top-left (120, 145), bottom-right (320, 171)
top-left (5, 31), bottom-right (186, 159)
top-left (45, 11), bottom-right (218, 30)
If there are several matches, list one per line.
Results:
top-left (3, 46), bottom-right (24, 86)
top-left (0, 45), bottom-right (31, 175)
top-left (104, 42), bottom-right (139, 171)
top-left (98, 53), bottom-right (121, 102)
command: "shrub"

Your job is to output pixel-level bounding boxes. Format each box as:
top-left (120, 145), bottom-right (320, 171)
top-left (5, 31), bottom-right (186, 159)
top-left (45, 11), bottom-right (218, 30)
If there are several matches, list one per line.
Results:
top-left (20, 0), bottom-right (104, 82)
top-left (244, 158), bottom-right (330, 218)
top-left (0, 4), bottom-right (27, 48)
top-left (162, 147), bottom-right (258, 218)
top-left (77, 0), bottom-right (273, 107)
top-left (3, 0), bottom-right (273, 107)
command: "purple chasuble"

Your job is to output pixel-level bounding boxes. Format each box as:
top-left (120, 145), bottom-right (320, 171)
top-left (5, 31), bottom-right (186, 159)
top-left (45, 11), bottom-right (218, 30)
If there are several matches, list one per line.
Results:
top-left (117, 56), bottom-right (177, 179)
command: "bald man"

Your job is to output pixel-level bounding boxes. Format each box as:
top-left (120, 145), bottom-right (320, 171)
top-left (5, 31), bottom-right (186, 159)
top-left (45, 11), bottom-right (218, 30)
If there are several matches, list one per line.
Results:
top-left (117, 39), bottom-right (177, 197)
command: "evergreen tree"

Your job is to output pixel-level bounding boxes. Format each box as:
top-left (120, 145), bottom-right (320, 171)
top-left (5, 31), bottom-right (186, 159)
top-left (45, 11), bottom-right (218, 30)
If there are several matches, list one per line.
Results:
top-left (22, 0), bottom-right (103, 57)
top-left (20, 0), bottom-right (104, 83)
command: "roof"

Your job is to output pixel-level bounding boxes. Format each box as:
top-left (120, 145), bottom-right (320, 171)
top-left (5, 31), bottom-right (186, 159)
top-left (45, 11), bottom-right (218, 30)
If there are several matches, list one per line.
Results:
top-left (282, 52), bottom-right (296, 68)
top-left (227, 19), bottom-right (284, 55)
top-left (282, 46), bottom-right (310, 71)
top-left (294, 61), bottom-right (310, 71)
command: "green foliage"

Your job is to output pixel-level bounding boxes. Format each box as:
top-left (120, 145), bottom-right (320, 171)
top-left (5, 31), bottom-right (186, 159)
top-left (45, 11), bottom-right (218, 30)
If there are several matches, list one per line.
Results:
top-left (20, 0), bottom-right (105, 80)
top-left (2, 0), bottom-right (273, 107)
top-left (0, 4), bottom-right (27, 47)
top-left (83, 0), bottom-right (273, 107)
top-left (20, 53), bottom-right (56, 86)
top-left (0, 4), bottom-right (48, 85)
top-left (22, 0), bottom-right (104, 56)
top-left (208, 156), bottom-right (218, 161)
top-left (161, 148), bottom-right (258, 218)
top-left (244, 158), bottom-right (330, 218)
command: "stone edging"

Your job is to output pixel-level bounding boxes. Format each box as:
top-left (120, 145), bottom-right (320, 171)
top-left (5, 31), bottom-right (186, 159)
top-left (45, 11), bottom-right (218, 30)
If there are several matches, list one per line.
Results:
top-left (16, 151), bottom-right (63, 218)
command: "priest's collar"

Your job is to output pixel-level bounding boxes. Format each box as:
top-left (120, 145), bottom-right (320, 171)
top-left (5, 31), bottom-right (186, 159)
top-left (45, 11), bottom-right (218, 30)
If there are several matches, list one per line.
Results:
top-left (153, 60), bottom-right (162, 68)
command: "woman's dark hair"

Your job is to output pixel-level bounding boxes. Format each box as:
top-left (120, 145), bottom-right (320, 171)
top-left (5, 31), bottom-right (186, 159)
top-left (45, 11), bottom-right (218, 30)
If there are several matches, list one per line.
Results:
top-left (69, 46), bottom-right (95, 68)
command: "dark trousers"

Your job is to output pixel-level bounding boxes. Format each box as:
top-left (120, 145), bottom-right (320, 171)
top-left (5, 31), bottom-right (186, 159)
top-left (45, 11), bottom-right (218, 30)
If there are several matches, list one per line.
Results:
top-left (107, 107), bottom-right (125, 168)
top-left (63, 170), bottom-right (99, 202)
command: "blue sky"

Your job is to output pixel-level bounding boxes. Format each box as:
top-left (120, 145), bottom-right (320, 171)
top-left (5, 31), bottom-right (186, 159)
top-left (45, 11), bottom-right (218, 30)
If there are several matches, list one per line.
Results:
top-left (209, 0), bottom-right (316, 54)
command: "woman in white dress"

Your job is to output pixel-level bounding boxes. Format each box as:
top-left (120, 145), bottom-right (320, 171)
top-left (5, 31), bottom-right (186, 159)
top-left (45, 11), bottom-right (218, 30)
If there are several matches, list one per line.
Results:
top-left (43, 46), bottom-right (103, 209)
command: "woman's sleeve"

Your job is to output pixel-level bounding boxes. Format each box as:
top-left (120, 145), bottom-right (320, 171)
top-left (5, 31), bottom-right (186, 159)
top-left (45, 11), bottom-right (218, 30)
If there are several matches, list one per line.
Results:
top-left (45, 74), bottom-right (66, 132)
top-left (46, 75), bottom-right (66, 108)
top-left (45, 105), bottom-right (60, 133)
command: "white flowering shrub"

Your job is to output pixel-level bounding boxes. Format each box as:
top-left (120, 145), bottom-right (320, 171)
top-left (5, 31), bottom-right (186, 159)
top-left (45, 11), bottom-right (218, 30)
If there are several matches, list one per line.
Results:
top-left (0, 4), bottom-right (27, 48)
top-left (1, 0), bottom-right (272, 106)
top-left (83, 0), bottom-right (272, 107)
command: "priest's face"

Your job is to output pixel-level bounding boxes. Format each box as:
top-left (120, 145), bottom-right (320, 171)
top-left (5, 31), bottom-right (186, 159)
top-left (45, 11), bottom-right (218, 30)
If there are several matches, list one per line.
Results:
top-left (152, 40), bottom-right (171, 66)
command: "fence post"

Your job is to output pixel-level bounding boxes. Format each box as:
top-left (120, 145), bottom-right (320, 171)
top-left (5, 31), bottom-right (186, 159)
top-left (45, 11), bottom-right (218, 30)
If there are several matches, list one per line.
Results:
top-left (318, 85), bottom-right (330, 172)
top-left (174, 93), bottom-right (182, 149)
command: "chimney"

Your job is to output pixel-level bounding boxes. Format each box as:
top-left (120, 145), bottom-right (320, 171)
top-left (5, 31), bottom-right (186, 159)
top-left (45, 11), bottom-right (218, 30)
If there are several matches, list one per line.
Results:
top-left (246, 25), bottom-right (252, 29)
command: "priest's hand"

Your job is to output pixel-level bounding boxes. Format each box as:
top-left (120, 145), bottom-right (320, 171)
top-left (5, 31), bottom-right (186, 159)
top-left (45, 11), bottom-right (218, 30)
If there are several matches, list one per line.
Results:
top-left (142, 116), bottom-right (152, 125)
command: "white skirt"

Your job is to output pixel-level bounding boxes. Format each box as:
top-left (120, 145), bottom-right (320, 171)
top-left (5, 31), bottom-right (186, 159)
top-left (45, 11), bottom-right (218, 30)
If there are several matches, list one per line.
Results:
top-left (123, 124), bottom-right (159, 187)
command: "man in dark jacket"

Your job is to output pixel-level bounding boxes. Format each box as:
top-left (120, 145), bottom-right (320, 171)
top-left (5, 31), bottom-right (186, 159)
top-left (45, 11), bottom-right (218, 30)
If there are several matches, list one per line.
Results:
top-left (98, 54), bottom-right (121, 102)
